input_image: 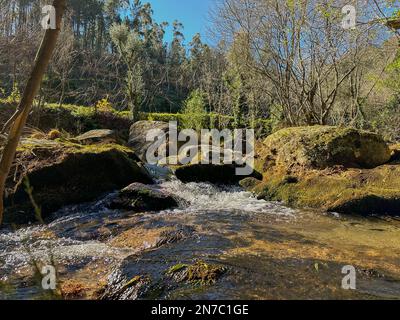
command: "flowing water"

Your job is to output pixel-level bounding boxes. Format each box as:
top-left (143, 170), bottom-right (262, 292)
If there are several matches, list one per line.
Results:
top-left (1, 174), bottom-right (400, 300)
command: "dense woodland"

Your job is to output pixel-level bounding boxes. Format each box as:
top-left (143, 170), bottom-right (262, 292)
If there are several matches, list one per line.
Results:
top-left (0, 0), bottom-right (400, 139)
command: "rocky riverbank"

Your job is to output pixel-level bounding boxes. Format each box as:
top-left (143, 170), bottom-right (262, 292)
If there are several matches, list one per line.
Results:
top-left (242, 126), bottom-right (400, 216)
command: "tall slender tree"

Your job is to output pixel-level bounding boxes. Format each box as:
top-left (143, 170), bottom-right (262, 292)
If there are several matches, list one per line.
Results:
top-left (0, 0), bottom-right (67, 225)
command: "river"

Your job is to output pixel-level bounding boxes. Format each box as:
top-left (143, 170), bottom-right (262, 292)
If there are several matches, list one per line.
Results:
top-left (1, 176), bottom-right (400, 300)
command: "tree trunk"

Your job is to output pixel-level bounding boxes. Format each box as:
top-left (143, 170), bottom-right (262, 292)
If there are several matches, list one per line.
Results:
top-left (0, 0), bottom-right (66, 225)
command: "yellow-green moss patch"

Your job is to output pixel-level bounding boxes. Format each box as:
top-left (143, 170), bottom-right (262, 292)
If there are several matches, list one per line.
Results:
top-left (253, 164), bottom-right (400, 215)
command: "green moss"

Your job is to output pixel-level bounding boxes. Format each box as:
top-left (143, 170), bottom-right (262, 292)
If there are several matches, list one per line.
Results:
top-left (6, 140), bottom-right (152, 225)
top-left (186, 261), bottom-right (227, 285)
top-left (239, 177), bottom-right (262, 190)
top-left (254, 164), bottom-right (400, 215)
top-left (258, 125), bottom-right (391, 172)
top-left (0, 280), bottom-right (15, 297)
top-left (166, 261), bottom-right (227, 285)
top-left (167, 264), bottom-right (189, 274)
top-left (17, 139), bottom-right (134, 156)
top-left (120, 276), bottom-right (144, 291)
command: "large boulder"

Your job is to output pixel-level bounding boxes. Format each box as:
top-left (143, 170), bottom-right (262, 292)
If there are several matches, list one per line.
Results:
top-left (251, 164), bottom-right (400, 216)
top-left (258, 126), bottom-right (391, 172)
top-left (174, 164), bottom-right (239, 184)
top-left (108, 183), bottom-right (179, 212)
top-left (128, 121), bottom-right (170, 162)
top-left (4, 140), bottom-right (153, 224)
top-left (174, 164), bottom-right (262, 184)
top-left (249, 126), bottom-right (400, 216)
top-left (163, 145), bottom-right (261, 184)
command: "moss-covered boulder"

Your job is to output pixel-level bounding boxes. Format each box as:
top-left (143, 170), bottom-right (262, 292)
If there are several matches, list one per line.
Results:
top-left (108, 183), bottom-right (179, 212)
top-left (251, 164), bottom-right (400, 216)
top-left (4, 140), bottom-right (153, 224)
top-left (258, 126), bottom-right (391, 172)
top-left (250, 126), bottom-right (400, 216)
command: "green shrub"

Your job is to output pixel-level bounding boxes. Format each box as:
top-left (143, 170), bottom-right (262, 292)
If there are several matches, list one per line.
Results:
top-left (94, 96), bottom-right (114, 113)
top-left (4, 82), bottom-right (21, 104)
top-left (181, 89), bottom-right (208, 131)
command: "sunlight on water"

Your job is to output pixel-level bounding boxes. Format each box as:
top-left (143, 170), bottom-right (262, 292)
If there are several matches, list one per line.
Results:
top-left (2, 179), bottom-right (399, 300)
top-left (1, 182), bottom-right (292, 284)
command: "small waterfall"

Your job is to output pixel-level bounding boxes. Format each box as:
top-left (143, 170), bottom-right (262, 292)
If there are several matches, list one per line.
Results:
top-left (0, 166), bottom-right (298, 299)
top-left (158, 180), bottom-right (296, 217)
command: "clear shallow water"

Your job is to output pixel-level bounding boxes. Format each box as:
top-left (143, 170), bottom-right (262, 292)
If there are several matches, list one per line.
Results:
top-left (1, 180), bottom-right (400, 300)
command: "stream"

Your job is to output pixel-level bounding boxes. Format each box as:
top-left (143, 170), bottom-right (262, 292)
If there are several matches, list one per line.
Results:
top-left (1, 171), bottom-right (400, 300)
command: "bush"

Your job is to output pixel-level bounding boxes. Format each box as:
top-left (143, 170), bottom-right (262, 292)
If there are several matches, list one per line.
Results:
top-left (181, 90), bottom-right (208, 131)
top-left (0, 83), bottom-right (21, 105)
top-left (94, 97), bottom-right (114, 113)
top-left (5, 82), bottom-right (21, 104)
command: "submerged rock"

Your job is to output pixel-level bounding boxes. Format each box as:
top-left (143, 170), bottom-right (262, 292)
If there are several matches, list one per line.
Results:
top-left (251, 126), bottom-right (400, 216)
top-left (4, 140), bottom-right (153, 225)
top-left (108, 183), bottom-right (179, 212)
top-left (102, 258), bottom-right (227, 300)
top-left (167, 260), bottom-right (227, 285)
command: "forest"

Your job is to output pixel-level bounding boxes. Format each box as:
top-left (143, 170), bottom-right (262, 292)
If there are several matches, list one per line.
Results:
top-left (0, 0), bottom-right (399, 137)
top-left (1, 0), bottom-right (400, 302)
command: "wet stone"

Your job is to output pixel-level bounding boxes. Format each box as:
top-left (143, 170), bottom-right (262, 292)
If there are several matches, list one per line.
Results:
top-left (108, 183), bottom-right (179, 212)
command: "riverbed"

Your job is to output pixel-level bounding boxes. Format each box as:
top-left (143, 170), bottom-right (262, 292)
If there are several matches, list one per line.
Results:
top-left (1, 180), bottom-right (400, 300)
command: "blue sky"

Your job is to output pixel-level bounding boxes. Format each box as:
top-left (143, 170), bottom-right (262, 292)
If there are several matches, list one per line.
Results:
top-left (146, 0), bottom-right (213, 44)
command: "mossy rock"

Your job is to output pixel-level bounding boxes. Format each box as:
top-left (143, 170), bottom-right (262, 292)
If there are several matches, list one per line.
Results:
top-left (167, 261), bottom-right (227, 285)
top-left (239, 177), bottom-right (262, 190)
top-left (253, 164), bottom-right (400, 216)
top-left (185, 261), bottom-right (227, 285)
top-left (108, 183), bottom-right (179, 212)
top-left (258, 126), bottom-right (391, 172)
top-left (4, 140), bottom-right (153, 225)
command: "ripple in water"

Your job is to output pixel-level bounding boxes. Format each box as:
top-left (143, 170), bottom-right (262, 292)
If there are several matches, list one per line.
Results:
top-left (0, 181), bottom-right (296, 287)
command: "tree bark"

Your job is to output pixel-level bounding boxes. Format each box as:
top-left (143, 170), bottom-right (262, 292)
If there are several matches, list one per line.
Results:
top-left (0, 0), bottom-right (66, 225)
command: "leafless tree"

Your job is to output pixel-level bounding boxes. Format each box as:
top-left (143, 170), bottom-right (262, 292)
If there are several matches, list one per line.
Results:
top-left (212, 0), bottom-right (389, 125)
top-left (0, 0), bottom-right (67, 224)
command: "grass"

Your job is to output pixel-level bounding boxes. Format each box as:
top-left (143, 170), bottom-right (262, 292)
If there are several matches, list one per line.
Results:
top-left (1, 101), bottom-right (273, 138)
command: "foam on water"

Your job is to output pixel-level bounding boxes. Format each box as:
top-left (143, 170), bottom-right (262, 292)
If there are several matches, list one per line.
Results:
top-left (158, 180), bottom-right (296, 217)
top-left (0, 226), bottom-right (129, 279)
